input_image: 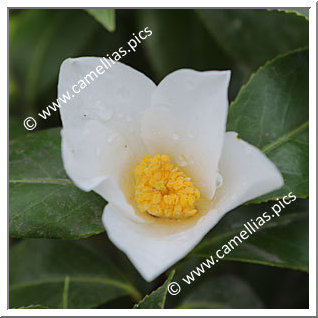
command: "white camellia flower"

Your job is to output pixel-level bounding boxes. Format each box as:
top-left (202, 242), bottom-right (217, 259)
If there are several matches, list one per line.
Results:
top-left (59, 57), bottom-right (283, 282)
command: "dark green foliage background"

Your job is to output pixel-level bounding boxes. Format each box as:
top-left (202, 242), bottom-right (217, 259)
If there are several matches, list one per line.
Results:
top-left (9, 8), bottom-right (309, 309)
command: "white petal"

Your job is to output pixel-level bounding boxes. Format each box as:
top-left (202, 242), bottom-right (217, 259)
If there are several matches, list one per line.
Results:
top-left (103, 203), bottom-right (220, 282)
top-left (59, 57), bottom-right (155, 203)
top-left (141, 69), bottom-right (231, 199)
top-left (216, 132), bottom-right (284, 211)
top-left (103, 132), bottom-right (283, 282)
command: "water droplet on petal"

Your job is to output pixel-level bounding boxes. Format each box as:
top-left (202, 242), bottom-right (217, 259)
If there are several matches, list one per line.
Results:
top-left (176, 154), bottom-right (188, 167)
top-left (116, 87), bottom-right (130, 100)
top-left (101, 108), bottom-right (113, 121)
top-left (172, 133), bottom-right (180, 141)
top-left (107, 133), bottom-right (118, 143)
top-left (216, 173), bottom-right (223, 189)
top-left (188, 132), bottom-right (194, 139)
top-left (86, 101), bottom-right (114, 122)
top-left (96, 147), bottom-right (102, 156)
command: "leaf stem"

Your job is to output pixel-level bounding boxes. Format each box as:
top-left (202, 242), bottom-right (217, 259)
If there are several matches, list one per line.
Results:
top-left (62, 276), bottom-right (70, 309)
top-left (128, 286), bottom-right (142, 303)
top-left (9, 178), bottom-right (73, 185)
top-left (261, 121), bottom-right (309, 153)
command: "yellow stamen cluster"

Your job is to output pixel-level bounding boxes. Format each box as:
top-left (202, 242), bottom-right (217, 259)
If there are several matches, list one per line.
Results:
top-left (134, 154), bottom-right (200, 219)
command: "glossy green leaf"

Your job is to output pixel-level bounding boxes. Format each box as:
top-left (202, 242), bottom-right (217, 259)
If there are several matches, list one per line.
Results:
top-left (274, 8), bottom-right (309, 20)
top-left (178, 275), bottom-right (263, 308)
top-left (227, 49), bottom-right (308, 202)
top-left (197, 9), bottom-right (308, 71)
top-left (16, 305), bottom-right (50, 309)
top-left (137, 9), bottom-right (244, 100)
top-left (9, 128), bottom-right (106, 239)
top-left (9, 10), bottom-right (98, 111)
top-left (9, 116), bottom-right (27, 140)
top-left (86, 9), bottom-right (115, 32)
top-left (137, 9), bottom-right (232, 78)
top-left (9, 75), bottom-right (17, 99)
top-left (10, 240), bottom-right (141, 308)
top-left (192, 199), bottom-right (308, 272)
top-left (134, 271), bottom-right (175, 309)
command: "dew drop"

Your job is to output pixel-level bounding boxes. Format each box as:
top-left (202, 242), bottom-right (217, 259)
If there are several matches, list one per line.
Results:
top-left (107, 134), bottom-right (116, 143)
top-left (176, 154), bottom-right (188, 167)
top-left (96, 147), bottom-right (102, 156)
top-left (94, 101), bottom-right (113, 122)
top-left (216, 173), bottom-right (223, 189)
top-left (116, 87), bottom-right (130, 100)
top-left (86, 101), bottom-right (114, 122)
top-left (101, 108), bottom-right (113, 121)
top-left (188, 132), bottom-right (194, 139)
top-left (172, 133), bottom-right (180, 141)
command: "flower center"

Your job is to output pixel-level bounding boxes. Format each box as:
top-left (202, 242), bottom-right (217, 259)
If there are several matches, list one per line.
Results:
top-left (134, 154), bottom-right (200, 219)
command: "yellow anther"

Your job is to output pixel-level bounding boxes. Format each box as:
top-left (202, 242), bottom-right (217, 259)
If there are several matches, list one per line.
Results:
top-left (155, 180), bottom-right (167, 192)
top-left (134, 154), bottom-right (200, 219)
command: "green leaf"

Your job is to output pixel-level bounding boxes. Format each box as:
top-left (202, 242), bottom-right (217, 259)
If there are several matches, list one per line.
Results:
top-left (9, 75), bottom-right (17, 99)
top-left (134, 271), bottom-right (175, 309)
top-left (227, 49), bottom-right (309, 202)
top-left (137, 9), bottom-right (232, 78)
top-left (9, 116), bottom-right (27, 140)
top-left (273, 8), bottom-right (309, 20)
top-left (16, 304), bottom-right (50, 309)
top-left (86, 9), bottom-right (116, 32)
top-left (10, 239), bottom-right (141, 308)
top-left (178, 275), bottom-right (263, 308)
top-left (136, 9), bottom-right (244, 100)
top-left (192, 199), bottom-right (308, 272)
top-left (197, 9), bottom-right (308, 71)
top-left (9, 128), bottom-right (106, 239)
top-left (9, 10), bottom-right (98, 111)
